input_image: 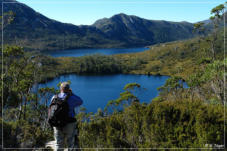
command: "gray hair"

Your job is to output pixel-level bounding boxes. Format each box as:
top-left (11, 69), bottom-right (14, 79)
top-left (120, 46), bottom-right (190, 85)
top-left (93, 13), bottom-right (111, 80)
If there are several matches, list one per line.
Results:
top-left (60, 82), bottom-right (70, 92)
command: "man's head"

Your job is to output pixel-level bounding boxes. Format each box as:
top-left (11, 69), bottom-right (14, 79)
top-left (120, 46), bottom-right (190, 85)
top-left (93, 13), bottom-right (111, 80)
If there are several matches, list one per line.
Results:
top-left (60, 82), bottom-right (70, 93)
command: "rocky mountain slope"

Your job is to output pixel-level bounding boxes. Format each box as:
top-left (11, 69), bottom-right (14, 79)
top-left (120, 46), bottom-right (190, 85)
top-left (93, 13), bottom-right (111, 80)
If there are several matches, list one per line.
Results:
top-left (1, 0), bottom-right (212, 51)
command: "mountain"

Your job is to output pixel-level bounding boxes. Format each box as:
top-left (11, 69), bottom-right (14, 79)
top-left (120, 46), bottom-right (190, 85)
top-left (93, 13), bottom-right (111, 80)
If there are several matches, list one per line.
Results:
top-left (1, 0), bottom-right (200, 51)
top-left (93, 13), bottom-right (194, 46)
top-left (1, 0), bottom-right (120, 51)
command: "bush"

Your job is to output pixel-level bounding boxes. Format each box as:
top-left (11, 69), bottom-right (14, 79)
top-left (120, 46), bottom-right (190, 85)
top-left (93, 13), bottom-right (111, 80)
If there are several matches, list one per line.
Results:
top-left (77, 100), bottom-right (226, 148)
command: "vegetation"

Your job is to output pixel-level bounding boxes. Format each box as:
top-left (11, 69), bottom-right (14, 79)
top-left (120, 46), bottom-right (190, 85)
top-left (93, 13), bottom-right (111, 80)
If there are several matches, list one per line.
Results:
top-left (77, 100), bottom-right (226, 148)
top-left (1, 46), bottom-right (55, 147)
top-left (1, 2), bottom-right (226, 149)
top-left (36, 26), bottom-right (224, 83)
top-left (1, 33), bottom-right (225, 149)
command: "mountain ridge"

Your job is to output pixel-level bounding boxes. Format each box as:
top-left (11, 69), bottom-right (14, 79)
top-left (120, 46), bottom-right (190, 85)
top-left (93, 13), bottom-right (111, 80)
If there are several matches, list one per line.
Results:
top-left (92, 13), bottom-right (194, 45)
top-left (1, 0), bottom-right (210, 51)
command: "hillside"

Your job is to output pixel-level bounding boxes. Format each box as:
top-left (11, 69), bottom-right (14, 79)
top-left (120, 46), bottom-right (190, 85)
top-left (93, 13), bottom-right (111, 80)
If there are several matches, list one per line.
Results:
top-left (0, 0), bottom-right (203, 51)
top-left (1, 0), bottom-right (120, 51)
top-left (93, 13), bottom-right (194, 46)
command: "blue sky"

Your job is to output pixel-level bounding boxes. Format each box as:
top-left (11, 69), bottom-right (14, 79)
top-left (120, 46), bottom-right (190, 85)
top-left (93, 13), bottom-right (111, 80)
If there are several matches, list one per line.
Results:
top-left (15, 0), bottom-right (225, 25)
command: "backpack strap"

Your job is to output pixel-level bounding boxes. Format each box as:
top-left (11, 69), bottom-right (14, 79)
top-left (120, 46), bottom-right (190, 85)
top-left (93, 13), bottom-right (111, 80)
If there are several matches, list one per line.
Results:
top-left (50, 93), bottom-right (71, 105)
top-left (64, 92), bottom-right (72, 102)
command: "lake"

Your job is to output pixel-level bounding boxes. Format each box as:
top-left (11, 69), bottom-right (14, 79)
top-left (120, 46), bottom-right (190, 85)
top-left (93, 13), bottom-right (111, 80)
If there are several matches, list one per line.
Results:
top-left (38, 74), bottom-right (168, 113)
top-left (44, 47), bottom-right (149, 57)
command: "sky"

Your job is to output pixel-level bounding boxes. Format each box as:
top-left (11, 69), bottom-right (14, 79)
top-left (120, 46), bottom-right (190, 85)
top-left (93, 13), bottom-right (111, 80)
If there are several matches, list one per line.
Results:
top-left (13, 0), bottom-right (226, 25)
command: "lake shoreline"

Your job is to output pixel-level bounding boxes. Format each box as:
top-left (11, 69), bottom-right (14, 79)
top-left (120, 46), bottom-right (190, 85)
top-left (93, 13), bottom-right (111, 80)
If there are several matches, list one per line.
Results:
top-left (42, 47), bottom-right (149, 57)
top-left (38, 46), bottom-right (171, 83)
top-left (39, 71), bottom-right (170, 84)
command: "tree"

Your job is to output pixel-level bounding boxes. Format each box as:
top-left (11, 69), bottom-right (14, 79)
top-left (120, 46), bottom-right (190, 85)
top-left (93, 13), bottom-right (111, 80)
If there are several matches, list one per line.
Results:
top-left (38, 87), bottom-right (56, 108)
top-left (104, 83), bottom-right (141, 115)
top-left (0, 10), bottom-right (15, 29)
top-left (116, 83), bottom-right (140, 107)
top-left (187, 72), bottom-right (205, 101)
top-left (202, 59), bottom-right (226, 104)
top-left (187, 59), bottom-right (226, 104)
top-left (2, 46), bottom-right (42, 120)
top-left (158, 76), bottom-right (184, 101)
top-left (208, 4), bottom-right (225, 60)
top-left (193, 22), bottom-right (205, 37)
top-left (211, 4), bottom-right (225, 19)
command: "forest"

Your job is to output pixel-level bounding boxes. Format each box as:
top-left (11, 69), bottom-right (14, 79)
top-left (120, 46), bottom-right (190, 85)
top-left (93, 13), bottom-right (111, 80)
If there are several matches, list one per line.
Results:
top-left (0, 2), bottom-right (226, 150)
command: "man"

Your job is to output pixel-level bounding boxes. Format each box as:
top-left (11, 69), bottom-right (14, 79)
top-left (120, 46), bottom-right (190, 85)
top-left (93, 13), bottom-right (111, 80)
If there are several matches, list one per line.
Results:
top-left (51, 82), bottom-right (83, 151)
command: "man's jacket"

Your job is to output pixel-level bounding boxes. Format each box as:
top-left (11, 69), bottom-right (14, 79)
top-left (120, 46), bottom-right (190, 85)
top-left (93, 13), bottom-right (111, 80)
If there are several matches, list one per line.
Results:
top-left (51, 92), bottom-right (83, 118)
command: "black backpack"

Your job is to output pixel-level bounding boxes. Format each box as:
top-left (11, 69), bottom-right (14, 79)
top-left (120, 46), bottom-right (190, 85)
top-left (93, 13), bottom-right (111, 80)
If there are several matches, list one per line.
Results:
top-left (48, 94), bottom-right (71, 128)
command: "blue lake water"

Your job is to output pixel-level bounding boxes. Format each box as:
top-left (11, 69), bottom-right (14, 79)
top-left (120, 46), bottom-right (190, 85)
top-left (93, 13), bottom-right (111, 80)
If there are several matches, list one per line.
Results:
top-left (44, 47), bottom-right (149, 57)
top-left (38, 74), bottom-right (169, 113)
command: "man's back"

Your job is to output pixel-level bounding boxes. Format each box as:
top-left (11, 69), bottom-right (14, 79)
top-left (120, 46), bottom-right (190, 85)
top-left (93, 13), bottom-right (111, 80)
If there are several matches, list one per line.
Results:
top-left (51, 82), bottom-right (83, 151)
top-left (55, 92), bottom-right (83, 118)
